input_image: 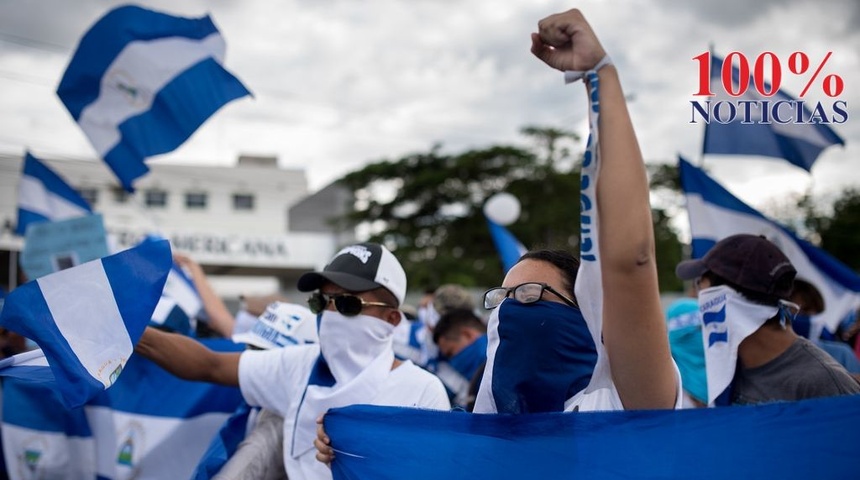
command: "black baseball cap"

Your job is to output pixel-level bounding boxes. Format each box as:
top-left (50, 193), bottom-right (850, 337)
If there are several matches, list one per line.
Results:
top-left (675, 234), bottom-right (796, 299)
top-left (297, 243), bottom-right (407, 305)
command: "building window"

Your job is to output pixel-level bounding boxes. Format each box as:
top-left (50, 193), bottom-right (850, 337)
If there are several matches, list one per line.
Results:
top-left (185, 192), bottom-right (208, 209)
top-left (145, 189), bottom-right (168, 208)
top-left (233, 193), bottom-right (254, 211)
top-left (77, 188), bottom-right (98, 206)
top-left (112, 186), bottom-right (130, 204)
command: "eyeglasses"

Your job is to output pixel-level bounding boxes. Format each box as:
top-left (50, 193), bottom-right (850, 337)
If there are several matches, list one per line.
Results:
top-left (482, 282), bottom-right (578, 310)
top-left (307, 292), bottom-right (395, 317)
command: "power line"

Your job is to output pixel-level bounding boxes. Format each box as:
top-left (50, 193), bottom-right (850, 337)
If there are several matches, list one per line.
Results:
top-left (0, 31), bottom-right (69, 54)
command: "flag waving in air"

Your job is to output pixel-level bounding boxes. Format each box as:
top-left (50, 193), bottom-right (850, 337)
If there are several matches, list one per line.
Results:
top-left (701, 52), bottom-right (844, 172)
top-left (679, 156), bottom-right (860, 333)
top-left (57, 5), bottom-right (251, 191)
top-left (0, 239), bottom-right (172, 408)
top-left (16, 152), bottom-right (92, 235)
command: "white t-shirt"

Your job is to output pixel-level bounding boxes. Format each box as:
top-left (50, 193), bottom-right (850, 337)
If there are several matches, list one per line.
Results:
top-left (239, 345), bottom-right (450, 480)
top-left (563, 358), bottom-right (684, 412)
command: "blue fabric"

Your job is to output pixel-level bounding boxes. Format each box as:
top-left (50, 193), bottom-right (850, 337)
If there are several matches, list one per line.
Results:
top-left (679, 156), bottom-right (860, 333)
top-left (702, 54), bottom-right (844, 172)
top-left (447, 334), bottom-right (487, 381)
top-left (492, 300), bottom-right (596, 413)
top-left (0, 240), bottom-right (171, 408)
top-left (665, 298), bottom-right (707, 404)
top-left (486, 218), bottom-right (527, 274)
top-left (2, 339), bottom-right (244, 479)
top-left (56, 5), bottom-right (251, 191)
top-left (16, 152), bottom-right (93, 235)
top-left (326, 394), bottom-right (860, 480)
top-left (191, 401), bottom-right (254, 480)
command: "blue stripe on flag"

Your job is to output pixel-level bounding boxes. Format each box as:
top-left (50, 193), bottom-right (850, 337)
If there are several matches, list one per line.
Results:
top-left (88, 338), bottom-right (244, 417)
top-left (702, 54), bottom-right (844, 172)
top-left (486, 218), bottom-right (527, 274)
top-left (679, 157), bottom-right (860, 330)
top-left (2, 377), bottom-right (92, 436)
top-left (0, 240), bottom-right (172, 408)
top-left (326, 395), bottom-right (860, 479)
top-left (16, 152), bottom-right (92, 235)
top-left (56, 5), bottom-right (251, 191)
top-left (101, 58), bottom-right (250, 191)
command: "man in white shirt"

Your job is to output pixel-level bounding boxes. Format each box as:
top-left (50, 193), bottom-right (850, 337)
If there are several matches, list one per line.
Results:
top-left (136, 242), bottom-right (450, 480)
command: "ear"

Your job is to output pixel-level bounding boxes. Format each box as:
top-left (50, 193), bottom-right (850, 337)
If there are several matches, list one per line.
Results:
top-left (461, 328), bottom-right (479, 342)
top-left (385, 310), bottom-right (403, 327)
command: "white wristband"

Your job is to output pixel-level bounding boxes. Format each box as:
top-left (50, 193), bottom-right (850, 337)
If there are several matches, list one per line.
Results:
top-left (563, 55), bottom-right (613, 84)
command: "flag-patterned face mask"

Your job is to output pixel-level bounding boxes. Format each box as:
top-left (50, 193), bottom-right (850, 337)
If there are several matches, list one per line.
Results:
top-left (488, 299), bottom-right (598, 414)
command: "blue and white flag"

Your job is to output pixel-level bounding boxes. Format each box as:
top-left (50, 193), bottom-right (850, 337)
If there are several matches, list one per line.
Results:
top-left (702, 53), bottom-right (844, 172)
top-left (1, 376), bottom-right (97, 480)
top-left (679, 156), bottom-right (860, 333)
top-left (15, 152), bottom-right (92, 236)
top-left (485, 218), bottom-right (527, 274)
top-left (56, 5), bottom-right (251, 191)
top-left (1, 340), bottom-right (244, 480)
top-left (0, 239), bottom-right (171, 408)
top-left (325, 395), bottom-right (860, 480)
top-left (150, 262), bottom-right (203, 335)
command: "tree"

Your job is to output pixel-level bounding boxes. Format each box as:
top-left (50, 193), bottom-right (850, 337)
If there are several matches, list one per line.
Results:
top-left (335, 126), bottom-right (685, 292)
top-left (803, 188), bottom-right (860, 271)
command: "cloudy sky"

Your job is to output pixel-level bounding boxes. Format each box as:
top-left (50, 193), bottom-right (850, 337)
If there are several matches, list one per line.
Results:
top-left (0, 0), bottom-right (857, 216)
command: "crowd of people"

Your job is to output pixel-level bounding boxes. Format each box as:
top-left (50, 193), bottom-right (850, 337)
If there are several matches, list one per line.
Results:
top-left (2, 6), bottom-right (860, 480)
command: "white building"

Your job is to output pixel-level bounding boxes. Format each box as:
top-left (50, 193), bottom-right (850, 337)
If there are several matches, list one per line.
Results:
top-left (0, 153), bottom-right (353, 300)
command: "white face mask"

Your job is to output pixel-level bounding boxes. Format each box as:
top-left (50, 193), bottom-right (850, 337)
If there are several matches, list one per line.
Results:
top-left (698, 285), bottom-right (779, 406)
top-left (418, 302), bottom-right (441, 329)
top-left (318, 310), bottom-right (395, 384)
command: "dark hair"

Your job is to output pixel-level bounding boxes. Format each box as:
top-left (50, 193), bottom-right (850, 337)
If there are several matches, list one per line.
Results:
top-left (516, 249), bottom-right (580, 300)
top-left (432, 309), bottom-right (486, 345)
top-left (789, 279), bottom-right (825, 315)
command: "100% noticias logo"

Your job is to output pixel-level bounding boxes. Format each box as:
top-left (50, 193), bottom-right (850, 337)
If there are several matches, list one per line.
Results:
top-left (689, 51), bottom-right (848, 125)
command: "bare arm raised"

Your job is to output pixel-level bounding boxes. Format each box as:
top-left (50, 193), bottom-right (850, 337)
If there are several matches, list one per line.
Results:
top-left (135, 326), bottom-right (240, 386)
top-left (531, 9), bottom-right (676, 410)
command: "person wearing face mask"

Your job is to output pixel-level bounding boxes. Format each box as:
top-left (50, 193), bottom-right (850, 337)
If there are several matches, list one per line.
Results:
top-left (136, 242), bottom-right (450, 480)
top-left (431, 308), bottom-right (487, 410)
top-left (676, 234), bottom-right (860, 406)
top-left (314, 7), bottom-right (683, 467)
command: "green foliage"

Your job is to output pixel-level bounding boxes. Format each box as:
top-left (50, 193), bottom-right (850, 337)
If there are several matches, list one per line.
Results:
top-left (804, 188), bottom-right (860, 271)
top-left (335, 126), bottom-right (685, 292)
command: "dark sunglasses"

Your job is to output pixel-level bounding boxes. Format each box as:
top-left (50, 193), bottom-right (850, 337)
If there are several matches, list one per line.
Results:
top-left (307, 292), bottom-right (395, 317)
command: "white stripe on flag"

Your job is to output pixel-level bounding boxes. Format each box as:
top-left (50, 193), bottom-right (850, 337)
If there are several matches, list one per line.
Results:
top-left (686, 192), bottom-right (860, 332)
top-left (18, 175), bottom-right (89, 220)
top-left (37, 260), bottom-right (131, 388)
top-left (78, 33), bottom-right (226, 155)
top-left (711, 74), bottom-right (834, 148)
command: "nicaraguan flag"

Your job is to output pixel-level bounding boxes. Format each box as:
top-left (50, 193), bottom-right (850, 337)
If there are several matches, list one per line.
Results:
top-left (15, 152), bottom-right (92, 236)
top-left (679, 156), bottom-right (860, 332)
top-left (701, 53), bottom-right (844, 172)
top-left (325, 396), bottom-right (860, 479)
top-left (1, 376), bottom-right (97, 479)
top-left (56, 5), bottom-right (251, 191)
top-left (486, 218), bottom-right (528, 274)
top-left (151, 262), bottom-right (203, 335)
top-left (1, 340), bottom-right (244, 480)
top-left (0, 239), bottom-right (171, 408)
